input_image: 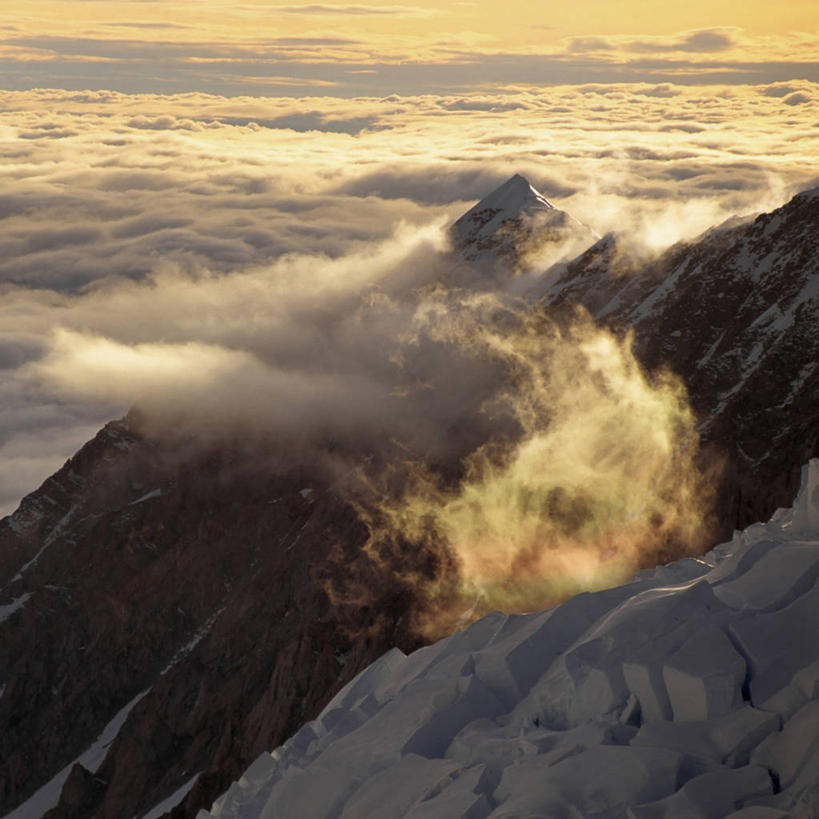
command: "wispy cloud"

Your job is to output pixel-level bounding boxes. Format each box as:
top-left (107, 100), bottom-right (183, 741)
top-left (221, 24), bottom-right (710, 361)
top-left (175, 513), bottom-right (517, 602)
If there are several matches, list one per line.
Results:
top-left (1, 55), bottom-right (817, 98)
top-left (270, 3), bottom-right (435, 15)
top-left (101, 22), bottom-right (193, 30)
top-left (2, 25), bottom-right (817, 96)
top-left (566, 37), bottom-right (615, 54)
top-left (568, 29), bottom-right (738, 56)
top-left (627, 29), bottom-right (738, 54)
top-left (273, 36), bottom-right (362, 45)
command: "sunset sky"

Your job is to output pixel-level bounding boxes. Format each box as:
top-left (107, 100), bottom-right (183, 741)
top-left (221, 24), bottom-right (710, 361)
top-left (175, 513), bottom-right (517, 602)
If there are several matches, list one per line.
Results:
top-left (0, 1), bottom-right (818, 516)
top-left (2, 0), bottom-right (818, 93)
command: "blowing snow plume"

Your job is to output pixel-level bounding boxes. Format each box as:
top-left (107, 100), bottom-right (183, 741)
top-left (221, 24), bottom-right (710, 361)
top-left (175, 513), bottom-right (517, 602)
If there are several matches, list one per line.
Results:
top-left (341, 292), bottom-right (714, 637)
top-left (26, 176), bottom-right (715, 637)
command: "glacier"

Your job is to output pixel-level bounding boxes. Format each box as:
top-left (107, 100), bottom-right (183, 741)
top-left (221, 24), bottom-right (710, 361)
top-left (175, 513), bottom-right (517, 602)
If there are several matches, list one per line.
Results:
top-left (198, 459), bottom-right (819, 819)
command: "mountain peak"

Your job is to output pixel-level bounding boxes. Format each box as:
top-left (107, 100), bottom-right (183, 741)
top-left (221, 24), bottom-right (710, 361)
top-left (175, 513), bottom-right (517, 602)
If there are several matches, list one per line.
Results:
top-left (456, 175), bottom-right (555, 234)
top-left (497, 173), bottom-right (553, 203)
top-left (451, 174), bottom-right (595, 269)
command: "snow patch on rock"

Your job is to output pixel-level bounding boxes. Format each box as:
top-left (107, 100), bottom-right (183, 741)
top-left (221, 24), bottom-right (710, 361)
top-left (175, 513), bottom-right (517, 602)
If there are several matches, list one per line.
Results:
top-left (4, 689), bottom-right (149, 819)
top-left (0, 592), bottom-right (31, 624)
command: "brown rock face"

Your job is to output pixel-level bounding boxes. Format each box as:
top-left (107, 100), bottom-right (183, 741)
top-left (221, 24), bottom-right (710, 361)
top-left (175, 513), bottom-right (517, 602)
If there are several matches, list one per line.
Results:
top-left (43, 763), bottom-right (106, 819)
top-left (0, 419), bottom-right (433, 819)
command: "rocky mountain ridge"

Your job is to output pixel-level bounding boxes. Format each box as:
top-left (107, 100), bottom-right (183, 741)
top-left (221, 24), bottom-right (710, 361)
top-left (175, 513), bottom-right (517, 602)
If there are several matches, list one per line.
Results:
top-left (539, 184), bottom-right (819, 531)
top-left (1, 422), bottom-right (428, 818)
top-left (1, 176), bottom-right (817, 818)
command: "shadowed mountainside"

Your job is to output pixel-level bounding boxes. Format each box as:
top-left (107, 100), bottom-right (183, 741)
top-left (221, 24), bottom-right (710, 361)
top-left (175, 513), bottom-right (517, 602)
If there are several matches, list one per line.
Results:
top-left (1, 178), bottom-right (817, 818)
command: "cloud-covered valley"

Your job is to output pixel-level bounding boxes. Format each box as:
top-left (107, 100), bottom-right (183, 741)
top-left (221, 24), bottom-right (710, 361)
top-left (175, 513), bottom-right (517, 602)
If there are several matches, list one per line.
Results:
top-left (1, 82), bottom-right (818, 520)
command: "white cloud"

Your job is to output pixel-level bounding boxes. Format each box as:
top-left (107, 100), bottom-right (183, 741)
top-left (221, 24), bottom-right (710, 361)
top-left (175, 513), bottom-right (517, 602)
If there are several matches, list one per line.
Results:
top-left (1, 83), bottom-right (818, 514)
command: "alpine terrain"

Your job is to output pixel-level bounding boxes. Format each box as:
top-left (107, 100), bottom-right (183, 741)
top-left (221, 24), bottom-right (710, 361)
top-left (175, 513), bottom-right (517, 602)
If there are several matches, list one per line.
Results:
top-left (202, 459), bottom-right (819, 818)
top-left (1, 175), bottom-right (817, 819)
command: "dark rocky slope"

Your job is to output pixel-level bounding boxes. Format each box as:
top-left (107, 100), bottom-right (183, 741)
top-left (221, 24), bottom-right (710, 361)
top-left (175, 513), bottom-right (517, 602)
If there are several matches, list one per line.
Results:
top-left (1, 179), bottom-right (817, 818)
top-left (0, 420), bottom-right (432, 818)
top-left (540, 185), bottom-right (819, 534)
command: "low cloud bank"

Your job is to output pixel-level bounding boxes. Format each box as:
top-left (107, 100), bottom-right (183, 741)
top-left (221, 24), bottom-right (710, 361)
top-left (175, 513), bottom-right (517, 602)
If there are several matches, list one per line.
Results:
top-left (1, 82), bottom-right (817, 534)
top-left (19, 219), bottom-right (713, 628)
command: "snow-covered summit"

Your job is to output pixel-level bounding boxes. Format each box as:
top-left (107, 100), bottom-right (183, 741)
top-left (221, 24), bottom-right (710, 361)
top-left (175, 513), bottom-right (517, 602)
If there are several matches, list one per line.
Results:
top-left (452, 174), bottom-right (556, 243)
top-left (200, 459), bottom-right (819, 819)
top-left (451, 174), bottom-right (597, 269)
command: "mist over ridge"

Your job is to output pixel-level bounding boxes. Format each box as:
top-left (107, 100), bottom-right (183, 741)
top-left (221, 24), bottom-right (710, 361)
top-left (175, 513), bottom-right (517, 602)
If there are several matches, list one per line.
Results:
top-left (8, 168), bottom-right (727, 643)
top-left (1, 82), bottom-right (816, 522)
top-left (2, 74), bottom-right (819, 818)
top-left (1, 82), bottom-right (817, 625)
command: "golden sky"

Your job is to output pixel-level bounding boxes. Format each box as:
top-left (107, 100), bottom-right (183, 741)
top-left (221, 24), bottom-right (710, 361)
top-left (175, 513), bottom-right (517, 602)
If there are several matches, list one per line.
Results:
top-left (2, 0), bottom-right (817, 94)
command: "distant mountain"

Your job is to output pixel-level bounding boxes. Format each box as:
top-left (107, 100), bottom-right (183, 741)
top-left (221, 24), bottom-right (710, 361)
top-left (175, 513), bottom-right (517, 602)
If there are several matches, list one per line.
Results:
top-left (1, 177), bottom-right (817, 819)
top-left (202, 459), bottom-right (819, 819)
top-left (451, 173), bottom-right (598, 269)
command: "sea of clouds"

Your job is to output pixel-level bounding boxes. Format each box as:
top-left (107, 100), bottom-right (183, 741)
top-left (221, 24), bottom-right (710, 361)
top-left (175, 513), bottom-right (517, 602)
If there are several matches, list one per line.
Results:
top-left (1, 82), bottom-right (817, 516)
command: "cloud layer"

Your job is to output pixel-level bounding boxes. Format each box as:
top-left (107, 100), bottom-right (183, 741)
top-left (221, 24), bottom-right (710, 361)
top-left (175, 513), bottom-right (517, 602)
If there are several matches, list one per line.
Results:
top-left (1, 16), bottom-right (818, 95)
top-left (1, 83), bottom-right (818, 516)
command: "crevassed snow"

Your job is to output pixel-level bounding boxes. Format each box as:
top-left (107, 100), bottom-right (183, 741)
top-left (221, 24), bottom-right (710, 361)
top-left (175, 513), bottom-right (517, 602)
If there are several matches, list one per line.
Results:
top-left (0, 593), bottom-right (30, 624)
top-left (200, 459), bottom-right (819, 819)
top-left (2, 689), bottom-right (149, 819)
top-left (140, 772), bottom-right (201, 819)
